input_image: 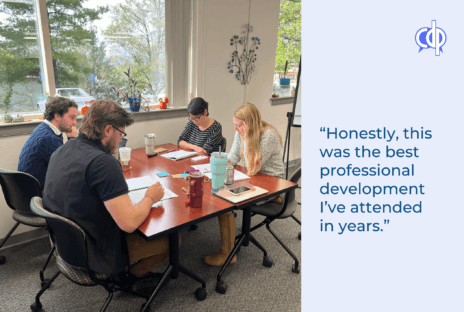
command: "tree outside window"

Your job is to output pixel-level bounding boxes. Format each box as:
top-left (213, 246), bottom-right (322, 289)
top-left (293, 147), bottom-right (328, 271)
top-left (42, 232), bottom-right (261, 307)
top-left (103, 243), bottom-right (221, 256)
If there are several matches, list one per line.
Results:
top-left (273, 0), bottom-right (301, 98)
top-left (0, 0), bottom-right (167, 116)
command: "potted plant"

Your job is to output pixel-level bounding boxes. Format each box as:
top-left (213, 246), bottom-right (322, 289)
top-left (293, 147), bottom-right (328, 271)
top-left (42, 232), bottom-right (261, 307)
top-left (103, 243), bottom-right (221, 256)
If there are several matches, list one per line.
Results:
top-left (1, 111), bottom-right (13, 123)
top-left (0, 85), bottom-right (14, 123)
top-left (279, 61), bottom-right (291, 88)
top-left (122, 68), bottom-right (142, 112)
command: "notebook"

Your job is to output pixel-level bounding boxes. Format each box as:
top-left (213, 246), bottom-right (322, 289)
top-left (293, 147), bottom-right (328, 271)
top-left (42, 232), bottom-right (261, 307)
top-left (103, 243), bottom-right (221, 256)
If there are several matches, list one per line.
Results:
top-left (160, 150), bottom-right (197, 160)
top-left (191, 164), bottom-right (251, 181)
top-left (126, 176), bottom-right (177, 207)
top-left (212, 182), bottom-right (268, 204)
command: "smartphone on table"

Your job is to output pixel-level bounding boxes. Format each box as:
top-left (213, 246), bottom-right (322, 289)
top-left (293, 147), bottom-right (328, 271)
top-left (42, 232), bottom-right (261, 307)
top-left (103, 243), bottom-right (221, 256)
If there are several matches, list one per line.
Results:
top-left (228, 186), bottom-right (252, 196)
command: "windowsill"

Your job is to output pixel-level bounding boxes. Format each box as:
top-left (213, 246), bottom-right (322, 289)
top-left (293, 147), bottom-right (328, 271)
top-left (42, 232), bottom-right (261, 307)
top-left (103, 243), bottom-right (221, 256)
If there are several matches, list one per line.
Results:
top-left (270, 96), bottom-right (295, 105)
top-left (0, 106), bottom-right (188, 137)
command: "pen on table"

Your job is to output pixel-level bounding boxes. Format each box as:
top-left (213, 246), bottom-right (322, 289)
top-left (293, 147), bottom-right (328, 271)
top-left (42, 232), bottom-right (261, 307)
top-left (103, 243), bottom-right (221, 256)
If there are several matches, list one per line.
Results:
top-left (185, 170), bottom-right (199, 173)
top-left (147, 152), bottom-right (158, 158)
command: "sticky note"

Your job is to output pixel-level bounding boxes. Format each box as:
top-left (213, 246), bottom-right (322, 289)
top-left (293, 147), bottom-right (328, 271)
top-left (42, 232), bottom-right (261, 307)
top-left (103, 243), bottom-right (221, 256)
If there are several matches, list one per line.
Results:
top-left (180, 173), bottom-right (189, 177)
top-left (157, 172), bottom-right (169, 177)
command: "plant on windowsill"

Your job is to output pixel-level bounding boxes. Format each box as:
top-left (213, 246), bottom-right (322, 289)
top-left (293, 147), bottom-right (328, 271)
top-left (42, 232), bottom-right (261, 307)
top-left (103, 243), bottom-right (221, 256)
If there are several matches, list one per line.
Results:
top-left (105, 87), bottom-right (124, 105)
top-left (1, 111), bottom-right (13, 123)
top-left (122, 68), bottom-right (143, 112)
top-left (0, 85), bottom-right (14, 123)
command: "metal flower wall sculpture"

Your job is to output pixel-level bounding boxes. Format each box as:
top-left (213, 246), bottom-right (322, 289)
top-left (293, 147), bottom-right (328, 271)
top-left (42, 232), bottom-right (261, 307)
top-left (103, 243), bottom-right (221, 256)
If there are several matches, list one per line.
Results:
top-left (228, 23), bottom-right (261, 85)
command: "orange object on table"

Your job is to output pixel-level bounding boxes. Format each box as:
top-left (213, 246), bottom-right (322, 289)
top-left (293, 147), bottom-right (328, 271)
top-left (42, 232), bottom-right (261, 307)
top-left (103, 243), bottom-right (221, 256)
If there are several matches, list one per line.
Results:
top-left (164, 96), bottom-right (169, 104)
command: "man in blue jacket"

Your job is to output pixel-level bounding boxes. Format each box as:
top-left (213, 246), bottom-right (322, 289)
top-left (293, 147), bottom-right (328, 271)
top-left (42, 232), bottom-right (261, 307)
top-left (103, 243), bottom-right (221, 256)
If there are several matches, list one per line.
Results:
top-left (18, 97), bottom-right (78, 189)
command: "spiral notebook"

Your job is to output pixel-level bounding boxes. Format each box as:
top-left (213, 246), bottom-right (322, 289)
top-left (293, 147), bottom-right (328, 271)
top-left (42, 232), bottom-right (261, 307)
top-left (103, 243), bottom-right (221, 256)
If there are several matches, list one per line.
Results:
top-left (212, 181), bottom-right (268, 204)
top-left (160, 150), bottom-right (197, 160)
top-left (126, 176), bottom-right (177, 207)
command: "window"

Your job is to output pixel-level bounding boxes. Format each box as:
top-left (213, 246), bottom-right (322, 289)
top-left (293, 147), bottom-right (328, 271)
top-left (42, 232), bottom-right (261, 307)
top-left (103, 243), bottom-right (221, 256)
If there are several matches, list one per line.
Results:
top-left (272, 0), bottom-right (301, 98)
top-left (1, 0), bottom-right (193, 124)
top-left (47, 0), bottom-right (166, 112)
top-left (0, 0), bottom-right (46, 118)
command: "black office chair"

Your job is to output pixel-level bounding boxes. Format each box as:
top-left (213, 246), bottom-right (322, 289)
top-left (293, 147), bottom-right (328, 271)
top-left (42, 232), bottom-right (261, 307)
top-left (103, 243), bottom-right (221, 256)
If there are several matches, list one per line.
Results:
top-left (292, 214), bottom-right (301, 240)
top-left (119, 138), bottom-right (128, 148)
top-left (219, 137), bottom-right (227, 152)
top-left (0, 169), bottom-right (54, 287)
top-left (291, 184), bottom-right (302, 240)
top-left (249, 167), bottom-right (301, 273)
top-left (29, 197), bottom-right (166, 312)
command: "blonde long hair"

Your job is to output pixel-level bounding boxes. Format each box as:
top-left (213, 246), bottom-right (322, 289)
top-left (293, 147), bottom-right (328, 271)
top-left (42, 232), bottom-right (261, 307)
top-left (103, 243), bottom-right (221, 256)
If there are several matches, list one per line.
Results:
top-left (234, 103), bottom-right (283, 176)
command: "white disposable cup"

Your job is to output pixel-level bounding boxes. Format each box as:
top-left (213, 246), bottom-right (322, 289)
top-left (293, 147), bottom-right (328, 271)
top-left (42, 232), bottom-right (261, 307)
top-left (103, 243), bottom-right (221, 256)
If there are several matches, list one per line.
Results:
top-left (119, 147), bottom-right (131, 165)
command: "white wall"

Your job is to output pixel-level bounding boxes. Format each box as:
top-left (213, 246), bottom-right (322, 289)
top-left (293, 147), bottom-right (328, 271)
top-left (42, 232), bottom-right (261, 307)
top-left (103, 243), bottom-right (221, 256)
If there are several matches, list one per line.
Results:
top-left (0, 0), bottom-right (301, 239)
top-left (202, 0), bottom-right (301, 161)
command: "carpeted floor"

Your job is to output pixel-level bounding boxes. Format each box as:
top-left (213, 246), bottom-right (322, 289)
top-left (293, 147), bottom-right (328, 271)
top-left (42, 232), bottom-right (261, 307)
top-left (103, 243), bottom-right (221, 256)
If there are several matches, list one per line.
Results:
top-left (0, 177), bottom-right (301, 312)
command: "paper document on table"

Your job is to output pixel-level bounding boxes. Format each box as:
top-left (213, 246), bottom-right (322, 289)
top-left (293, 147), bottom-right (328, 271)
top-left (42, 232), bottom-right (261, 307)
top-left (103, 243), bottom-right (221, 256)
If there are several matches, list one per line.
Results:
top-left (126, 176), bottom-right (178, 207)
top-left (126, 176), bottom-right (158, 192)
top-left (192, 155), bottom-right (208, 161)
top-left (191, 164), bottom-right (211, 174)
top-left (160, 150), bottom-right (197, 160)
top-left (191, 164), bottom-right (250, 181)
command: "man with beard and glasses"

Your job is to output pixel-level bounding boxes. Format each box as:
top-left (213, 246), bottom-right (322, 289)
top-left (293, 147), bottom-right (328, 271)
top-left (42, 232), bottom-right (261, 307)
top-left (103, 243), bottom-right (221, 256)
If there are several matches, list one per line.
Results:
top-left (43, 99), bottom-right (170, 292)
top-left (18, 97), bottom-right (78, 189)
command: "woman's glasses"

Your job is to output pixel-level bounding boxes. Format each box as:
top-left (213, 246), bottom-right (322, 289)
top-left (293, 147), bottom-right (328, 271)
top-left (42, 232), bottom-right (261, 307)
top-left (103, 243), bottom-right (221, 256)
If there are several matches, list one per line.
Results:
top-left (188, 114), bottom-right (203, 122)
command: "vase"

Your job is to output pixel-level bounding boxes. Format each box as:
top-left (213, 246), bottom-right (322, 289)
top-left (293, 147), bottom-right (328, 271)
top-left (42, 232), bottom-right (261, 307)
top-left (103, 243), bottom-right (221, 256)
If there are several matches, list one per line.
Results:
top-left (13, 114), bottom-right (24, 122)
top-left (2, 113), bottom-right (13, 123)
top-left (129, 98), bottom-right (141, 112)
top-left (279, 78), bottom-right (291, 88)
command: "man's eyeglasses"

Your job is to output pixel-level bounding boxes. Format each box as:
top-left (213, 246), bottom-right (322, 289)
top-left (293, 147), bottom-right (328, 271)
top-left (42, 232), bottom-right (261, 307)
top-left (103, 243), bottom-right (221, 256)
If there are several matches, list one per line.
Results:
top-left (188, 114), bottom-right (202, 122)
top-left (113, 126), bottom-right (127, 138)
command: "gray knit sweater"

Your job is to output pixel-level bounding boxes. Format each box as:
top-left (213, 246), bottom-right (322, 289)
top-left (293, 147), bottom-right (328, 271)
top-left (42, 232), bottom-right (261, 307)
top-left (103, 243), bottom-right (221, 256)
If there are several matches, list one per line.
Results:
top-left (228, 128), bottom-right (285, 179)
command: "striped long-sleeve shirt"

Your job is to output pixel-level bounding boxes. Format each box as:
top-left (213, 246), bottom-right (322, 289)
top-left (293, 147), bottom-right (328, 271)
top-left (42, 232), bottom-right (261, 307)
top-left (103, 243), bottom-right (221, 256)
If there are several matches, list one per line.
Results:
top-left (177, 120), bottom-right (223, 155)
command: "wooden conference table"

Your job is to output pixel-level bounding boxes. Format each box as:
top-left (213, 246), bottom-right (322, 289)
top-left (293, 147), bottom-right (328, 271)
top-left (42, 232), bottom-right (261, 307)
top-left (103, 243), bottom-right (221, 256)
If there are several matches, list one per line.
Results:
top-left (123, 143), bottom-right (297, 308)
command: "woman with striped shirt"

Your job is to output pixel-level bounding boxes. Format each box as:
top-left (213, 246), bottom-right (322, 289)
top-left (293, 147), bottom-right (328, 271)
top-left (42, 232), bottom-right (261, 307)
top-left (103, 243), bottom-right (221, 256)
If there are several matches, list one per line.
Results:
top-left (178, 97), bottom-right (224, 155)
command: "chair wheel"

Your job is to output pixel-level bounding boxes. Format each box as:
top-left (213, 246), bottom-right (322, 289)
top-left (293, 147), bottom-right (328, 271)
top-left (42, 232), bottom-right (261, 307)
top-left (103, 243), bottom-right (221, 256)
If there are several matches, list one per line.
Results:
top-left (292, 264), bottom-right (300, 274)
top-left (298, 232), bottom-right (301, 240)
top-left (215, 280), bottom-right (227, 294)
top-left (0, 256), bottom-right (5, 265)
top-left (263, 256), bottom-right (273, 268)
top-left (30, 302), bottom-right (42, 311)
top-left (189, 224), bottom-right (198, 231)
top-left (194, 287), bottom-right (207, 301)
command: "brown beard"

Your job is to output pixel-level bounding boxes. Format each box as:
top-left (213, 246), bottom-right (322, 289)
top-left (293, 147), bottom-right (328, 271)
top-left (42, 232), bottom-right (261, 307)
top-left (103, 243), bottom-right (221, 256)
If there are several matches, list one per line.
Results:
top-left (105, 137), bottom-right (116, 154)
top-left (58, 120), bottom-right (71, 133)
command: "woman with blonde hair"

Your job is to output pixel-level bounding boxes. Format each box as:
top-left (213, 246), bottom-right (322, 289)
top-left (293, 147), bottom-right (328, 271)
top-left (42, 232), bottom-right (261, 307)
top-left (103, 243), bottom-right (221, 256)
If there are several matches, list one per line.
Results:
top-left (203, 102), bottom-right (285, 267)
